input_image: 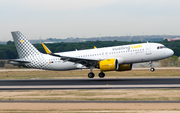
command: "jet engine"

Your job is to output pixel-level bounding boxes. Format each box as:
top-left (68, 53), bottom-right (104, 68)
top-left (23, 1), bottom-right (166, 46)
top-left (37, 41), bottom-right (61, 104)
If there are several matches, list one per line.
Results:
top-left (99, 59), bottom-right (118, 71)
top-left (116, 64), bottom-right (133, 71)
top-left (99, 58), bottom-right (132, 72)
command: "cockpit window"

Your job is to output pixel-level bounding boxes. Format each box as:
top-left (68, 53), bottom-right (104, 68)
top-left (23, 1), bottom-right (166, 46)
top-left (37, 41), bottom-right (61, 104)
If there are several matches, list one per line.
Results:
top-left (157, 46), bottom-right (167, 49)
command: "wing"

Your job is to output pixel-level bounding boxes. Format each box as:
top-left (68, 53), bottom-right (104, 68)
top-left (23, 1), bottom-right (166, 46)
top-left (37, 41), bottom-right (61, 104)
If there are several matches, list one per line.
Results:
top-left (42, 43), bottom-right (100, 67)
top-left (51, 53), bottom-right (100, 67)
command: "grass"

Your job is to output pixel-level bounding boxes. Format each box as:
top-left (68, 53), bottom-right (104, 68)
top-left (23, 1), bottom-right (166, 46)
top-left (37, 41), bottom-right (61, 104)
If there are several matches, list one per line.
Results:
top-left (1, 89), bottom-right (180, 101)
top-left (0, 69), bottom-right (180, 79)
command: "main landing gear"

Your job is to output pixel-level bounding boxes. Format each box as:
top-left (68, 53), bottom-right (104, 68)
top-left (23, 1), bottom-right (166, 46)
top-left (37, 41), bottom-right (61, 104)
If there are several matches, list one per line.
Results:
top-left (88, 72), bottom-right (95, 78)
top-left (88, 66), bottom-right (95, 78)
top-left (88, 72), bottom-right (105, 78)
top-left (88, 66), bottom-right (105, 78)
top-left (98, 72), bottom-right (105, 78)
top-left (149, 61), bottom-right (155, 72)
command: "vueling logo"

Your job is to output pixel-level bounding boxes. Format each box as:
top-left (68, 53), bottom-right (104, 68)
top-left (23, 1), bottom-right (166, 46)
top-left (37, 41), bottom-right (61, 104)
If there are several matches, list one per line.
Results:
top-left (131, 45), bottom-right (142, 49)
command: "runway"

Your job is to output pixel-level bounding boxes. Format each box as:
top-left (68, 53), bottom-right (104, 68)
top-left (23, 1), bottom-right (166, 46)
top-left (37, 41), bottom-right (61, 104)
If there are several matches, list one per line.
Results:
top-left (0, 78), bottom-right (180, 90)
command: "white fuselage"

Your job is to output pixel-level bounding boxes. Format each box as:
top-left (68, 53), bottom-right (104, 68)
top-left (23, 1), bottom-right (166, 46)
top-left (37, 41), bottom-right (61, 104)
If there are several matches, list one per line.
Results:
top-left (23, 42), bottom-right (174, 71)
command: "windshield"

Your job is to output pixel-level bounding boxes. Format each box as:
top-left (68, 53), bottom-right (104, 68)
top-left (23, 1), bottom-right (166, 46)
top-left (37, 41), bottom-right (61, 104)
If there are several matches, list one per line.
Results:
top-left (157, 46), bottom-right (167, 49)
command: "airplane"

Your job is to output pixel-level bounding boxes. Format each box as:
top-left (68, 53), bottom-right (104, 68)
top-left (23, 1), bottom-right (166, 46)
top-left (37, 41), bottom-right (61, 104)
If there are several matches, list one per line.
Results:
top-left (10, 31), bottom-right (174, 78)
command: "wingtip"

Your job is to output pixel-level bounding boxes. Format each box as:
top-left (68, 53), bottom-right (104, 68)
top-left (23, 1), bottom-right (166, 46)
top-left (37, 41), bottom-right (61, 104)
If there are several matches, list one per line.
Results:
top-left (42, 43), bottom-right (52, 54)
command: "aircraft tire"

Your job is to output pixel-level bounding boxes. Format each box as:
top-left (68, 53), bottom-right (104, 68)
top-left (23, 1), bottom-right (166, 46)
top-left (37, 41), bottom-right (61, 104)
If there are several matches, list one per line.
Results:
top-left (88, 72), bottom-right (95, 78)
top-left (98, 72), bottom-right (105, 78)
top-left (150, 68), bottom-right (155, 72)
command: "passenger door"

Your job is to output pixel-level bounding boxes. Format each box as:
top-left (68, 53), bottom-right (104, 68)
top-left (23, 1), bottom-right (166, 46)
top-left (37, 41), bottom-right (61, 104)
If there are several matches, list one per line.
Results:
top-left (146, 43), bottom-right (151, 55)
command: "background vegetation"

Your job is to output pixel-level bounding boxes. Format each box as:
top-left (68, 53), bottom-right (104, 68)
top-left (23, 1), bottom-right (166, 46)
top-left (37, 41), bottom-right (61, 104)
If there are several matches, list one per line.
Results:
top-left (0, 40), bottom-right (180, 67)
top-left (1, 40), bottom-right (180, 59)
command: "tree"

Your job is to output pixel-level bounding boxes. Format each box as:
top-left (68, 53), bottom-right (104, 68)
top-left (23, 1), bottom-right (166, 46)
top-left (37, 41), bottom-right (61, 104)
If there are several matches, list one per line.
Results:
top-left (7, 41), bottom-right (14, 45)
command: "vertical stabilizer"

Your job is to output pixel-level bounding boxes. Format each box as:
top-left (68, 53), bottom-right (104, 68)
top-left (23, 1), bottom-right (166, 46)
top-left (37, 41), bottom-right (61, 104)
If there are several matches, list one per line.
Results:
top-left (11, 31), bottom-right (41, 59)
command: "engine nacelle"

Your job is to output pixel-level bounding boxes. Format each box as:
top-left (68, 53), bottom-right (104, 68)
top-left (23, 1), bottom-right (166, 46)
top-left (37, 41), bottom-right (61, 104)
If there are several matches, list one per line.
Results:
top-left (99, 59), bottom-right (118, 71)
top-left (116, 64), bottom-right (133, 71)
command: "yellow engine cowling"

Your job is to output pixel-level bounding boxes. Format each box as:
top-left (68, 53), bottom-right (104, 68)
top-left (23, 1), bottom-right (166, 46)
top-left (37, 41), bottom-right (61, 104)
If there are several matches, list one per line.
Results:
top-left (99, 59), bottom-right (118, 71)
top-left (116, 64), bottom-right (133, 71)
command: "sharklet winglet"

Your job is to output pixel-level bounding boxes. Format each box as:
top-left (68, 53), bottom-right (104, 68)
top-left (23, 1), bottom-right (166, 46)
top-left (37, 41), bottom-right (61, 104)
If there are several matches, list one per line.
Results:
top-left (42, 43), bottom-right (52, 54)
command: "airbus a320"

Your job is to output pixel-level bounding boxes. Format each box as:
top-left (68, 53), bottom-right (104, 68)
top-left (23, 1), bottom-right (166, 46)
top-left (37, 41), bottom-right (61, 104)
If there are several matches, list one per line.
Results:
top-left (10, 31), bottom-right (174, 78)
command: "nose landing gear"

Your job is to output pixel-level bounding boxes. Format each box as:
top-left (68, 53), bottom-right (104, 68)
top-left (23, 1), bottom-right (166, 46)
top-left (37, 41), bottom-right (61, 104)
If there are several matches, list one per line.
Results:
top-left (150, 67), bottom-right (155, 72)
top-left (149, 61), bottom-right (155, 72)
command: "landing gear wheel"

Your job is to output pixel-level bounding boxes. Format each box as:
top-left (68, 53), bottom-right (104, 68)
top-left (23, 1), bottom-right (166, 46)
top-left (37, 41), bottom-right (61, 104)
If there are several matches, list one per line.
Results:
top-left (149, 61), bottom-right (155, 72)
top-left (88, 72), bottom-right (95, 78)
top-left (150, 68), bottom-right (155, 72)
top-left (98, 72), bottom-right (105, 78)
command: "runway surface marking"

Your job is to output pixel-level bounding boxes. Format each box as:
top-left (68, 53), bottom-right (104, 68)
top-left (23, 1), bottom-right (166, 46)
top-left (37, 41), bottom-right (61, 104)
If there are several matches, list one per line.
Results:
top-left (0, 84), bottom-right (180, 88)
top-left (1, 78), bottom-right (180, 90)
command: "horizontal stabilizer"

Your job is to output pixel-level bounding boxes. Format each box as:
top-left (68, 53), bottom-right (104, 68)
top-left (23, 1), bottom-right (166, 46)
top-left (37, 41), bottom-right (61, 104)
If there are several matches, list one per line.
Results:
top-left (10, 59), bottom-right (31, 66)
top-left (10, 59), bottom-right (31, 63)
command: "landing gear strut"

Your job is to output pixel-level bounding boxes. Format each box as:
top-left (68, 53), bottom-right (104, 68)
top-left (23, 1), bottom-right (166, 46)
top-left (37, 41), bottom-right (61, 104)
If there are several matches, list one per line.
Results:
top-left (149, 61), bottom-right (155, 72)
top-left (88, 66), bottom-right (95, 78)
top-left (98, 72), bottom-right (105, 78)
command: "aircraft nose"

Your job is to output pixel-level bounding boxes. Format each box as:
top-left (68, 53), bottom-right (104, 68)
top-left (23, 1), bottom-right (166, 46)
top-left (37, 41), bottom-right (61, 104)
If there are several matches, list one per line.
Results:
top-left (169, 49), bottom-right (174, 57)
